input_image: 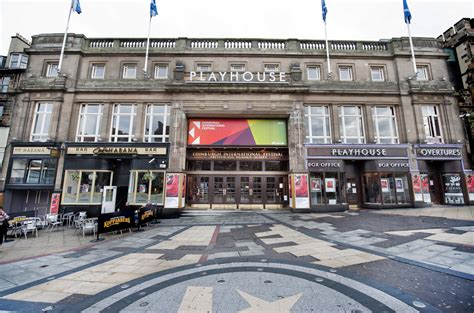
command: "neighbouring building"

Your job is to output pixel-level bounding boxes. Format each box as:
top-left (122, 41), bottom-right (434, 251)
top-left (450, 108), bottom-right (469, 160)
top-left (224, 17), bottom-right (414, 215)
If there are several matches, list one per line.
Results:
top-left (1, 33), bottom-right (472, 215)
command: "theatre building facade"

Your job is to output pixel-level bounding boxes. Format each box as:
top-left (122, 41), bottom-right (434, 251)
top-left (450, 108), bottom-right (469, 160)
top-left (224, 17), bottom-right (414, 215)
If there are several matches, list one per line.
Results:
top-left (1, 33), bottom-right (472, 214)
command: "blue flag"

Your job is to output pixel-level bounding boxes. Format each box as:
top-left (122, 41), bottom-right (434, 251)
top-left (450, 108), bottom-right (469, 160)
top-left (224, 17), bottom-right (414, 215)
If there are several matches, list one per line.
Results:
top-left (72, 0), bottom-right (81, 14)
top-left (321, 0), bottom-right (327, 22)
top-left (403, 0), bottom-right (412, 24)
top-left (150, 0), bottom-right (158, 17)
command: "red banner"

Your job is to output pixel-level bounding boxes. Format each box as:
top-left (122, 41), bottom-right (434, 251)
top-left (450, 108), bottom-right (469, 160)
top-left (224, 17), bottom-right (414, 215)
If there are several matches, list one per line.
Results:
top-left (50, 193), bottom-right (60, 214)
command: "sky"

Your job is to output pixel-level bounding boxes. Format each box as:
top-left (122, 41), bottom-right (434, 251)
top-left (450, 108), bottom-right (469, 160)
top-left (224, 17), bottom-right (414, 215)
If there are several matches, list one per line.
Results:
top-left (0, 0), bottom-right (472, 55)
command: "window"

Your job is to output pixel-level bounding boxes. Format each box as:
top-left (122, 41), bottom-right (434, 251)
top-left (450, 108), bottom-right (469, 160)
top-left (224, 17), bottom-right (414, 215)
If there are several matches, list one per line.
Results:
top-left (154, 64), bottom-right (169, 79)
top-left (76, 104), bottom-right (103, 142)
top-left (122, 64), bottom-right (137, 79)
top-left (110, 104), bottom-right (136, 142)
top-left (91, 64), bottom-right (105, 79)
top-left (305, 106), bottom-right (331, 143)
top-left (338, 66), bottom-right (353, 81)
top-left (128, 171), bottom-right (165, 205)
top-left (230, 64), bottom-right (245, 72)
top-left (62, 170), bottom-right (112, 204)
top-left (31, 103), bottom-right (52, 142)
top-left (416, 65), bottom-right (430, 81)
top-left (422, 105), bottom-right (443, 143)
top-left (9, 53), bottom-right (28, 69)
top-left (196, 63), bottom-right (211, 72)
top-left (307, 66), bottom-right (321, 80)
top-left (370, 66), bottom-right (385, 81)
top-left (144, 104), bottom-right (170, 143)
top-left (0, 76), bottom-right (10, 93)
top-left (372, 106), bottom-right (399, 144)
top-left (339, 106), bottom-right (365, 143)
top-left (9, 158), bottom-right (56, 184)
top-left (46, 63), bottom-right (59, 77)
top-left (264, 64), bottom-right (279, 72)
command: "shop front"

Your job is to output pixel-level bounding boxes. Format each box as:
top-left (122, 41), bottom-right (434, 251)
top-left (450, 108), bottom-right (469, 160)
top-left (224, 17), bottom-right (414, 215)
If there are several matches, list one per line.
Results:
top-left (62, 143), bottom-right (169, 215)
top-left (186, 118), bottom-right (289, 209)
top-left (415, 144), bottom-right (466, 205)
top-left (4, 144), bottom-right (60, 215)
top-left (306, 144), bottom-right (412, 211)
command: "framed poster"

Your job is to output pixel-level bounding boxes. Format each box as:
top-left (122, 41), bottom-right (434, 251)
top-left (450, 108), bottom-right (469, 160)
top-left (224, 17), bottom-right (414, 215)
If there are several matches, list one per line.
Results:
top-left (395, 178), bottom-right (404, 192)
top-left (311, 178), bottom-right (321, 192)
top-left (412, 175), bottom-right (423, 201)
top-left (165, 174), bottom-right (180, 208)
top-left (50, 193), bottom-right (60, 215)
top-left (380, 179), bottom-right (389, 193)
top-left (325, 178), bottom-right (336, 193)
top-left (466, 174), bottom-right (474, 201)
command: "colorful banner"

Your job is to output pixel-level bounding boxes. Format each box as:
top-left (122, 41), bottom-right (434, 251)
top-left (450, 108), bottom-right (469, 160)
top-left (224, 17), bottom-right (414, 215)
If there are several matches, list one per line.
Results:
top-left (50, 193), bottom-right (60, 214)
top-left (165, 174), bottom-right (180, 208)
top-left (412, 174), bottom-right (423, 202)
top-left (294, 174), bottom-right (310, 209)
top-left (188, 119), bottom-right (287, 146)
top-left (466, 174), bottom-right (474, 201)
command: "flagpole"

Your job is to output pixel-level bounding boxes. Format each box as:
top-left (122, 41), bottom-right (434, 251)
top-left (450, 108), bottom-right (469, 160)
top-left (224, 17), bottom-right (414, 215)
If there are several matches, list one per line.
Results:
top-left (144, 16), bottom-right (152, 78)
top-left (406, 22), bottom-right (418, 79)
top-left (324, 21), bottom-right (331, 79)
top-left (58, 2), bottom-right (73, 75)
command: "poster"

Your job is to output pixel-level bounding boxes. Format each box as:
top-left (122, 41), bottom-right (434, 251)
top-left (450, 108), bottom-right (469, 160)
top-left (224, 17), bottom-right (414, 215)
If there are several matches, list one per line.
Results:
top-left (380, 179), bottom-right (389, 193)
top-left (311, 178), bottom-right (321, 192)
top-left (412, 175), bottom-right (423, 202)
top-left (81, 184), bottom-right (89, 193)
top-left (421, 175), bottom-right (430, 194)
top-left (325, 178), bottom-right (336, 193)
top-left (395, 178), bottom-right (404, 193)
top-left (443, 174), bottom-right (464, 204)
top-left (466, 174), bottom-right (474, 201)
top-left (165, 174), bottom-right (180, 208)
top-left (188, 119), bottom-right (287, 146)
top-left (139, 184), bottom-right (147, 194)
top-left (294, 174), bottom-right (309, 209)
top-left (50, 193), bottom-right (60, 214)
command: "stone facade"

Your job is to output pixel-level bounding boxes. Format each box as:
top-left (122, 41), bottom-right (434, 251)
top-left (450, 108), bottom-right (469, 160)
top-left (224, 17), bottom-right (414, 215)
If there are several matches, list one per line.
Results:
top-left (1, 33), bottom-right (471, 214)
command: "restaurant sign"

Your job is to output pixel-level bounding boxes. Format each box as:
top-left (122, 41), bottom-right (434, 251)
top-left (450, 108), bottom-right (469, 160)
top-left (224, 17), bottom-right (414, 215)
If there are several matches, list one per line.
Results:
top-left (13, 147), bottom-right (51, 155)
top-left (67, 146), bottom-right (167, 155)
top-left (98, 210), bottom-right (135, 234)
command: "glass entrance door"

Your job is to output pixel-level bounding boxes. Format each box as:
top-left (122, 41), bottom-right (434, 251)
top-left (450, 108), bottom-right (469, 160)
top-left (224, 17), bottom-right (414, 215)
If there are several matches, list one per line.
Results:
top-left (212, 176), bottom-right (236, 204)
top-left (187, 176), bottom-right (209, 203)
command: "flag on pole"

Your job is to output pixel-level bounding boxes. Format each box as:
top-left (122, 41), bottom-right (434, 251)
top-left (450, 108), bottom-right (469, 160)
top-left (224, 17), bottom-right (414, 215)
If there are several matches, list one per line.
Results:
top-left (321, 0), bottom-right (328, 22)
top-left (72, 0), bottom-right (82, 14)
top-left (403, 0), bottom-right (411, 24)
top-left (150, 0), bottom-right (158, 17)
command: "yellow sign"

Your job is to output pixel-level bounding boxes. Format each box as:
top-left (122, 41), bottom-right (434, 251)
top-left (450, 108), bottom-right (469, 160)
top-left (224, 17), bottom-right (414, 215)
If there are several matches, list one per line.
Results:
top-left (104, 217), bottom-right (131, 228)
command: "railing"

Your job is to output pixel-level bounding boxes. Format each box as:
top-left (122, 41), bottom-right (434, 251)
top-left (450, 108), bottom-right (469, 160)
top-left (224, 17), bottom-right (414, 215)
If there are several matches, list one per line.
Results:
top-left (225, 40), bottom-right (252, 49)
top-left (151, 40), bottom-right (176, 48)
top-left (361, 42), bottom-right (388, 51)
top-left (300, 41), bottom-right (326, 50)
top-left (331, 41), bottom-right (357, 50)
top-left (89, 40), bottom-right (114, 48)
top-left (191, 40), bottom-right (218, 49)
top-left (120, 40), bottom-right (146, 48)
top-left (258, 40), bottom-right (286, 49)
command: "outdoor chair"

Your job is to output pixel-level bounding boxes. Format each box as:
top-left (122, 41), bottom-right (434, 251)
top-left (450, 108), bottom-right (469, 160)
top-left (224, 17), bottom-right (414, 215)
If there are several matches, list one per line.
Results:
top-left (46, 214), bottom-right (62, 232)
top-left (82, 218), bottom-right (97, 237)
top-left (22, 220), bottom-right (38, 239)
top-left (62, 212), bottom-right (74, 228)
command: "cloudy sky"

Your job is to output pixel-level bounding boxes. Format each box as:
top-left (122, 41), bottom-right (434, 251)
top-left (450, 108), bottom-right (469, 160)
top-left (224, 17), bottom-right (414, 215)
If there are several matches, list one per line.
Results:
top-left (0, 0), bottom-right (472, 54)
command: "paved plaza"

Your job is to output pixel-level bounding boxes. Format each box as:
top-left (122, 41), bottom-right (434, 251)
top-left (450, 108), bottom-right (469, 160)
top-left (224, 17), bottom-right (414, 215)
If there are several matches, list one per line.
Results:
top-left (0, 206), bottom-right (472, 312)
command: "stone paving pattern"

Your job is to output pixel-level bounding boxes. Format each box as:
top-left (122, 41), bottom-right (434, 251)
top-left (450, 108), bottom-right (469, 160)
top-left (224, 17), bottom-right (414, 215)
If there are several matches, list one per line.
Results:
top-left (0, 209), bottom-right (472, 312)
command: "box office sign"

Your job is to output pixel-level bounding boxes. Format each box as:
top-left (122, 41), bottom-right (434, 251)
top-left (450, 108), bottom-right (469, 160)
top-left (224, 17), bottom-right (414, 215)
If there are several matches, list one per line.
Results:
top-left (188, 119), bottom-right (287, 146)
top-left (416, 147), bottom-right (462, 159)
top-left (307, 160), bottom-right (343, 171)
top-left (98, 210), bottom-right (135, 234)
top-left (67, 147), bottom-right (167, 155)
top-left (307, 146), bottom-right (408, 159)
top-left (376, 161), bottom-right (410, 170)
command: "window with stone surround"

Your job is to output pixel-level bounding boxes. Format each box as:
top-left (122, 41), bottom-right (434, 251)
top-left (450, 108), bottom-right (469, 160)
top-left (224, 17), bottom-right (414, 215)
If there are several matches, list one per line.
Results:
top-left (110, 104), bottom-right (136, 142)
top-left (122, 63), bottom-right (137, 79)
top-left (372, 106), bottom-right (399, 144)
top-left (422, 105), bottom-right (443, 143)
top-left (305, 106), bottom-right (331, 143)
top-left (144, 104), bottom-right (170, 143)
top-left (31, 103), bottom-right (52, 142)
top-left (339, 106), bottom-right (365, 143)
top-left (76, 104), bottom-right (103, 142)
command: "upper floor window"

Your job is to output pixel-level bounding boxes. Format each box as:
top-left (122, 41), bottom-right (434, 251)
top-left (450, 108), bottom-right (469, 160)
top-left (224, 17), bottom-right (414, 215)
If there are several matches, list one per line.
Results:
top-left (422, 105), bottom-right (443, 143)
top-left (305, 106), bottom-right (331, 143)
top-left (122, 64), bottom-right (137, 79)
top-left (196, 63), bottom-right (212, 72)
top-left (154, 64), bottom-right (169, 79)
top-left (9, 53), bottom-right (28, 69)
top-left (338, 66), bottom-right (353, 81)
top-left (144, 104), bottom-right (170, 143)
top-left (340, 106), bottom-right (365, 143)
top-left (416, 65), bottom-right (430, 81)
top-left (46, 63), bottom-right (59, 77)
top-left (76, 104), bottom-right (103, 142)
top-left (110, 104), bottom-right (136, 142)
top-left (91, 63), bottom-right (105, 79)
top-left (0, 76), bottom-right (11, 93)
top-left (372, 106), bottom-right (399, 144)
top-left (370, 66), bottom-right (385, 82)
top-left (230, 64), bottom-right (245, 72)
top-left (307, 66), bottom-right (321, 80)
top-left (31, 103), bottom-right (53, 142)
top-left (264, 64), bottom-right (279, 72)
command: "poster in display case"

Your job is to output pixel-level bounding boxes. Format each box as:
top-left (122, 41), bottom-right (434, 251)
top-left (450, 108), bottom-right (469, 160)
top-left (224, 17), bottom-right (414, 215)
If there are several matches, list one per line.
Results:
top-left (325, 178), bottom-right (336, 193)
top-left (380, 179), bottom-right (389, 193)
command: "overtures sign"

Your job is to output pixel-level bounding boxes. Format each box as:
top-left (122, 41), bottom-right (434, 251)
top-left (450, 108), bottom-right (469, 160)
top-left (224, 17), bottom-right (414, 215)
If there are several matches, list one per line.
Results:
top-left (416, 147), bottom-right (462, 159)
top-left (188, 119), bottom-right (287, 146)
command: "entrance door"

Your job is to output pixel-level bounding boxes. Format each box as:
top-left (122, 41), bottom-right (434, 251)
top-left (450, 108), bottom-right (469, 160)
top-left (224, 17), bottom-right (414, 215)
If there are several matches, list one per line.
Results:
top-left (239, 176), bottom-right (264, 204)
top-left (188, 176), bottom-right (210, 203)
top-left (24, 190), bottom-right (50, 214)
top-left (102, 186), bottom-right (117, 213)
top-left (265, 176), bottom-right (285, 203)
top-left (212, 176), bottom-right (236, 204)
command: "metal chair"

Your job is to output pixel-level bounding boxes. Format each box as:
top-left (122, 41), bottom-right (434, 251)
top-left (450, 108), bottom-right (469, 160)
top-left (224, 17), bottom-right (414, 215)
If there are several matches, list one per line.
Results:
top-left (22, 220), bottom-right (38, 239)
top-left (82, 218), bottom-right (97, 237)
top-left (46, 214), bottom-right (62, 232)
